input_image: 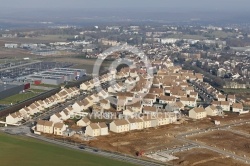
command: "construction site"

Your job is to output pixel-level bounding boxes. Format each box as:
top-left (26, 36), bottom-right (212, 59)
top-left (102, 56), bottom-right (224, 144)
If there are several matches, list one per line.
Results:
top-left (46, 112), bottom-right (250, 165)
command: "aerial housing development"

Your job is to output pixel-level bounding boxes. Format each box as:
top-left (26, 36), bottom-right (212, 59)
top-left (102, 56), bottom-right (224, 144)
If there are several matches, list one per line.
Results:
top-left (1, 2), bottom-right (250, 165)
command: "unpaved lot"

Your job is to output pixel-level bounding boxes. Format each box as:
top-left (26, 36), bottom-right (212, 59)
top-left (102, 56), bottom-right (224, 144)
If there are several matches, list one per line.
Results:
top-left (232, 123), bottom-right (250, 134)
top-left (173, 148), bottom-right (248, 166)
top-left (189, 130), bottom-right (250, 158)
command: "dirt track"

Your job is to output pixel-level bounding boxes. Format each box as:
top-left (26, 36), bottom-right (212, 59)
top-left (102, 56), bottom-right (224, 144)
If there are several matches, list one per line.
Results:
top-left (173, 148), bottom-right (248, 166)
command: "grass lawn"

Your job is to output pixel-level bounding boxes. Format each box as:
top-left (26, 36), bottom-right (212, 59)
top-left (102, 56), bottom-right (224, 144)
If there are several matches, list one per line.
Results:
top-left (34, 84), bottom-right (60, 88)
top-left (0, 92), bottom-right (38, 105)
top-left (0, 133), bottom-right (136, 166)
top-left (29, 89), bottom-right (48, 93)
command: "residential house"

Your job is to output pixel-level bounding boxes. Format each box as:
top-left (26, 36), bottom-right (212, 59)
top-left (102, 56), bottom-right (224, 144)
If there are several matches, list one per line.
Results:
top-left (33, 101), bottom-right (44, 111)
top-left (98, 122), bottom-right (109, 135)
top-left (98, 90), bottom-right (109, 99)
top-left (18, 107), bottom-right (30, 118)
top-left (100, 99), bottom-right (111, 110)
top-left (28, 103), bottom-right (40, 115)
top-left (135, 118), bottom-right (144, 130)
top-left (185, 86), bottom-right (195, 95)
top-left (6, 112), bottom-right (23, 124)
top-left (117, 99), bottom-right (126, 111)
top-left (125, 77), bottom-right (136, 86)
top-left (217, 94), bottom-right (226, 101)
top-left (85, 123), bottom-right (101, 137)
top-left (170, 89), bottom-right (187, 98)
top-left (92, 104), bottom-right (103, 116)
top-left (127, 118), bottom-right (138, 130)
top-left (72, 99), bottom-right (90, 112)
top-left (142, 116), bottom-right (158, 128)
top-left (49, 113), bottom-right (63, 123)
top-left (126, 101), bottom-right (142, 113)
top-left (123, 108), bottom-right (135, 118)
top-left (54, 123), bottom-right (67, 136)
top-left (36, 120), bottom-right (46, 132)
top-left (189, 92), bottom-right (198, 100)
top-left (205, 105), bottom-right (218, 116)
top-left (59, 109), bottom-right (70, 121)
top-left (227, 95), bottom-right (236, 105)
top-left (77, 117), bottom-right (91, 127)
top-left (143, 106), bottom-right (157, 115)
top-left (85, 96), bottom-right (94, 107)
top-left (110, 119), bottom-right (130, 133)
top-left (80, 81), bottom-right (91, 91)
top-left (90, 93), bottom-right (100, 103)
top-left (142, 94), bottom-right (156, 106)
top-left (43, 121), bottom-right (54, 134)
top-left (157, 114), bottom-right (170, 126)
top-left (180, 97), bottom-right (197, 107)
top-left (232, 103), bottom-right (243, 113)
top-left (149, 87), bottom-right (164, 97)
top-left (189, 107), bottom-right (207, 119)
top-left (220, 101), bottom-right (230, 111)
top-left (159, 96), bottom-right (176, 104)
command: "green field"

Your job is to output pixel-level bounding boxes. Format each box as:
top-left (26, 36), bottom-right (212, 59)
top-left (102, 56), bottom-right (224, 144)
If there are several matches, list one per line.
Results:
top-left (0, 133), bottom-right (136, 166)
top-left (29, 89), bottom-right (47, 93)
top-left (0, 92), bottom-right (38, 105)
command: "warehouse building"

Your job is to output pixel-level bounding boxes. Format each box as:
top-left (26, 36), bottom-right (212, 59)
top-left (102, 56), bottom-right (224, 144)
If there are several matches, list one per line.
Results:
top-left (18, 68), bottom-right (86, 86)
top-left (28, 75), bottom-right (64, 85)
top-left (0, 83), bottom-right (30, 100)
top-left (52, 68), bottom-right (86, 77)
top-left (39, 71), bottom-right (75, 81)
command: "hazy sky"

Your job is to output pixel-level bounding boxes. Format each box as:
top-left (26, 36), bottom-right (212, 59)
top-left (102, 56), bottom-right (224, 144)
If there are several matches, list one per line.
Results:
top-left (0, 0), bottom-right (249, 12)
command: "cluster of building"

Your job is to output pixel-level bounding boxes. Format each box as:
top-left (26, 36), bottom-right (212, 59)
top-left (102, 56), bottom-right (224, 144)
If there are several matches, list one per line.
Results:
top-left (31, 56), bottom-right (204, 138)
top-left (192, 53), bottom-right (250, 89)
top-left (0, 83), bottom-right (30, 100)
top-left (18, 68), bottom-right (86, 85)
top-left (5, 87), bottom-right (80, 125)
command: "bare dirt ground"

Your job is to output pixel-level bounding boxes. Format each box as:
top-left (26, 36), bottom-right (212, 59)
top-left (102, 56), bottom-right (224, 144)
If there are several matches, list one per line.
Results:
top-left (232, 123), bottom-right (250, 134)
top-left (0, 47), bottom-right (32, 58)
top-left (189, 130), bottom-right (250, 158)
top-left (51, 57), bottom-right (111, 73)
top-left (51, 114), bottom-right (250, 158)
top-left (65, 119), bottom-right (216, 156)
top-left (209, 112), bottom-right (250, 125)
top-left (45, 112), bottom-right (250, 165)
top-left (0, 35), bottom-right (67, 44)
top-left (173, 148), bottom-right (248, 166)
top-left (87, 127), bottom-right (184, 156)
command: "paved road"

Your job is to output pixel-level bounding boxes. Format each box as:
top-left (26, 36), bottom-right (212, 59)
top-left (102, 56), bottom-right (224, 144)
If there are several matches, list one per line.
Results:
top-left (189, 81), bottom-right (214, 104)
top-left (224, 128), bottom-right (250, 138)
top-left (0, 60), bottom-right (42, 72)
top-left (160, 144), bottom-right (197, 154)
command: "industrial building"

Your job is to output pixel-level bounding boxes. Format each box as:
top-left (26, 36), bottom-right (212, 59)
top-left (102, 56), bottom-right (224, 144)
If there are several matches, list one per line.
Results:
top-left (28, 75), bottom-right (64, 85)
top-left (53, 68), bottom-right (86, 77)
top-left (0, 83), bottom-right (30, 100)
top-left (19, 68), bottom-right (86, 85)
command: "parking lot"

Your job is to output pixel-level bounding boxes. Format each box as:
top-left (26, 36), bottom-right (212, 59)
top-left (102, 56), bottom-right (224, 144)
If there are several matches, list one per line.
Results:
top-left (0, 61), bottom-right (73, 80)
